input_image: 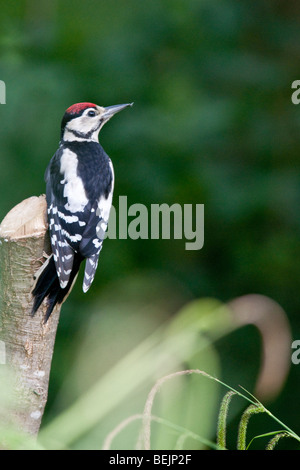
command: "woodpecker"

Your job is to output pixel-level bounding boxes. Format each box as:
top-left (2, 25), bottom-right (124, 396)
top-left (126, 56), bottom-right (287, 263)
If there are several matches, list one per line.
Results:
top-left (32, 101), bottom-right (133, 321)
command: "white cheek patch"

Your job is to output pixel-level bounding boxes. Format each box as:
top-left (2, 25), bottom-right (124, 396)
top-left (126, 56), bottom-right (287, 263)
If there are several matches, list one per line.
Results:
top-left (68, 115), bottom-right (96, 134)
top-left (60, 148), bottom-right (88, 212)
top-left (63, 114), bottom-right (103, 142)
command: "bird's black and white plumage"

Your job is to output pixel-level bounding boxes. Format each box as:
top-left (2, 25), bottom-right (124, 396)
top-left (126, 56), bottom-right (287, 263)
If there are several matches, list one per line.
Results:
top-left (32, 101), bottom-right (132, 321)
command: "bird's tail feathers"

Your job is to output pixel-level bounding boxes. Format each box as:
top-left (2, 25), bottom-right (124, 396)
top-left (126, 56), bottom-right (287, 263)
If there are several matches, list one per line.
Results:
top-left (31, 254), bottom-right (81, 322)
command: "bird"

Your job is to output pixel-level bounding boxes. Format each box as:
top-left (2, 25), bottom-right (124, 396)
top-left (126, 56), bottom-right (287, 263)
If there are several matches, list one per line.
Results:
top-left (32, 101), bottom-right (133, 322)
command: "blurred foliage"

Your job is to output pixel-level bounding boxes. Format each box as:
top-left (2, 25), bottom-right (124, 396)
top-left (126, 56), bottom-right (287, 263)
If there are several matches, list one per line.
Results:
top-left (0, 0), bottom-right (300, 449)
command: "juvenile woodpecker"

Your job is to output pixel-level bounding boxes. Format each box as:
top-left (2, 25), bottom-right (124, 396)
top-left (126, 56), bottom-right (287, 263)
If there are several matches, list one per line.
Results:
top-left (32, 101), bottom-right (132, 321)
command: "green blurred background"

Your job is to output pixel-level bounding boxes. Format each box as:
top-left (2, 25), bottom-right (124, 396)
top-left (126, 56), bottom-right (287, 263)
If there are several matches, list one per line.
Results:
top-left (0, 0), bottom-right (300, 450)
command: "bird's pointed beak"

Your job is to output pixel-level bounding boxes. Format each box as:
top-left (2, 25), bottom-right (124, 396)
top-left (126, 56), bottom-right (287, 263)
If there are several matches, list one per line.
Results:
top-left (102, 102), bottom-right (133, 120)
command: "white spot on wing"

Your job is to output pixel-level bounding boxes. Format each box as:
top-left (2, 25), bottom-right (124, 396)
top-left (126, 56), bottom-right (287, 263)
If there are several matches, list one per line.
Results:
top-left (58, 211), bottom-right (79, 223)
top-left (92, 238), bottom-right (102, 248)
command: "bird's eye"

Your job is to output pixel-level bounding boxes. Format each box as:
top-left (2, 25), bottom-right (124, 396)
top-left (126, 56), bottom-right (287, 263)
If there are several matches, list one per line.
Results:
top-left (88, 110), bottom-right (96, 117)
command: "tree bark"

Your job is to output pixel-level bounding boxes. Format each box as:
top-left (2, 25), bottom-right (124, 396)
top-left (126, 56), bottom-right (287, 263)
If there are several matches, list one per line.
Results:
top-left (0, 195), bottom-right (61, 438)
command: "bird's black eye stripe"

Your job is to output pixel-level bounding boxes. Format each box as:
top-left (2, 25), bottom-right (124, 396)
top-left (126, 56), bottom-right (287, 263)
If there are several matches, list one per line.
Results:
top-left (88, 110), bottom-right (96, 117)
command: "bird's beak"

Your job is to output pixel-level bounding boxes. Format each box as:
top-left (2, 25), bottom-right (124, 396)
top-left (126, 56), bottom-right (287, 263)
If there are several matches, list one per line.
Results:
top-left (102, 102), bottom-right (133, 120)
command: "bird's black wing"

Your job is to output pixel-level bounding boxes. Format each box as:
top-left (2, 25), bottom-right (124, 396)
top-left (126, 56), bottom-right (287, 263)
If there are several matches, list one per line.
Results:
top-left (45, 148), bottom-right (85, 288)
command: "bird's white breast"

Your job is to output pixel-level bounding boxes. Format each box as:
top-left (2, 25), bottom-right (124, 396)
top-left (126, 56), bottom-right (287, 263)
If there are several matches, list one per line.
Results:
top-left (60, 148), bottom-right (88, 213)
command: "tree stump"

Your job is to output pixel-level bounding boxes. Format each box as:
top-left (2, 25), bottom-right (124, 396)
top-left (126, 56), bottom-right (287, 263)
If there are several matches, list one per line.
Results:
top-left (0, 195), bottom-right (61, 438)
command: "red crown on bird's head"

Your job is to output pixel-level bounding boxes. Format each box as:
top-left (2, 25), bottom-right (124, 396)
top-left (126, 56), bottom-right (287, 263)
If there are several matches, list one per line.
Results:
top-left (66, 102), bottom-right (97, 115)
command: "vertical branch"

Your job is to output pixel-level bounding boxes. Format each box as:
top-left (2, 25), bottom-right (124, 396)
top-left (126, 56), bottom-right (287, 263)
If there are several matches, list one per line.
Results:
top-left (0, 195), bottom-right (61, 438)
